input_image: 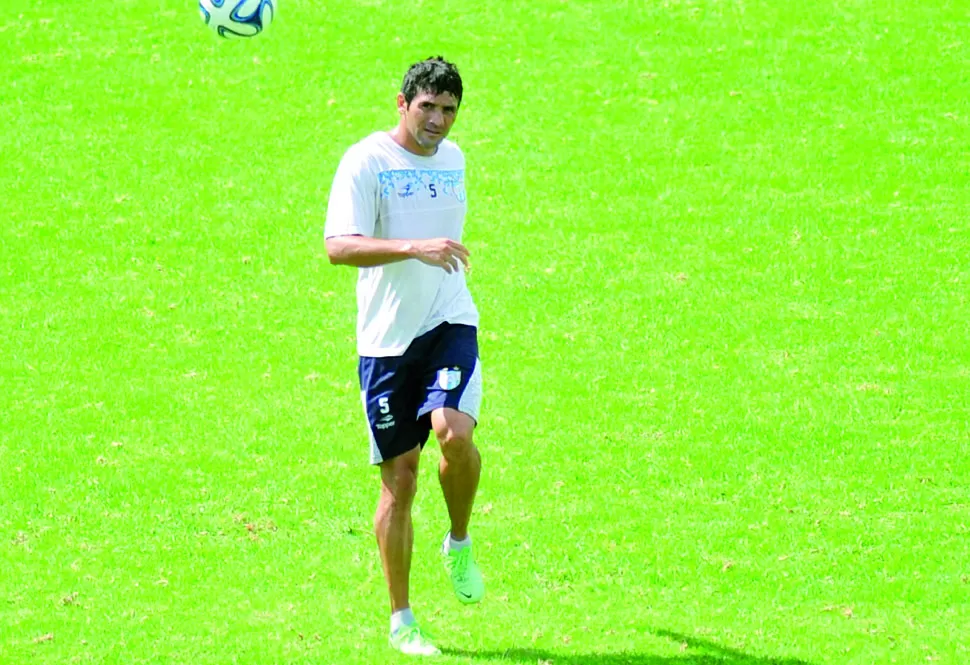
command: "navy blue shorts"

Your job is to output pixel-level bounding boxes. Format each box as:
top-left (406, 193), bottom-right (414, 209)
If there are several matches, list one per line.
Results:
top-left (358, 323), bottom-right (482, 465)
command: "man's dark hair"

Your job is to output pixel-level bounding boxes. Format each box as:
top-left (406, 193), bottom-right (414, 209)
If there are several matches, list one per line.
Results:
top-left (401, 56), bottom-right (463, 107)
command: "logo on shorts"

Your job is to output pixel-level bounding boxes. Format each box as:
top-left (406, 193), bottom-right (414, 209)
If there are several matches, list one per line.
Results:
top-left (375, 414), bottom-right (396, 430)
top-left (437, 367), bottom-right (462, 391)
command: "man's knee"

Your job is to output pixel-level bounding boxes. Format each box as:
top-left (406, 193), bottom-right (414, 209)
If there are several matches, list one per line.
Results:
top-left (380, 450), bottom-right (420, 503)
top-left (433, 410), bottom-right (476, 461)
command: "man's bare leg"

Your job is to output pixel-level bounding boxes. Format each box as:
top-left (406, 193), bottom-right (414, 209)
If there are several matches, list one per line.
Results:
top-left (433, 408), bottom-right (485, 604)
top-left (432, 408), bottom-right (480, 540)
top-left (375, 445), bottom-right (421, 612)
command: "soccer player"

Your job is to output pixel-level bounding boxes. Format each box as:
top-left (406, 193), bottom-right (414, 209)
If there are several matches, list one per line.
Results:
top-left (323, 57), bottom-right (485, 657)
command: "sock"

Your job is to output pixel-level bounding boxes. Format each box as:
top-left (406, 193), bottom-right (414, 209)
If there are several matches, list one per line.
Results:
top-left (447, 532), bottom-right (471, 552)
top-left (390, 608), bottom-right (416, 635)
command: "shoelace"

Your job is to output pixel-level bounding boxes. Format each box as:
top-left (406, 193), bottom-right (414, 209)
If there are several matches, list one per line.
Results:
top-left (451, 547), bottom-right (470, 583)
top-left (401, 625), bottom-right (433, 646)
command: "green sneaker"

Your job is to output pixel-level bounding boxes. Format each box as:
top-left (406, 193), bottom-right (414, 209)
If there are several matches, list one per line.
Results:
top-left (389, 624), bottom-right (441, 656)
top-left (442, 537), bottom-right (485, 604)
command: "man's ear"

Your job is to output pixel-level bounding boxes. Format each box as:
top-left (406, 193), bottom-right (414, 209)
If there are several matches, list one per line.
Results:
top-left (396, 92), bottom-right (408, 115)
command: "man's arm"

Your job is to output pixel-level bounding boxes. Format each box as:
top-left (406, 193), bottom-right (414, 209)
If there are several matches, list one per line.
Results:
top-left (325, 235), bottom-right (416, 267)
top-left (326, 234), bottom-right (470, 274)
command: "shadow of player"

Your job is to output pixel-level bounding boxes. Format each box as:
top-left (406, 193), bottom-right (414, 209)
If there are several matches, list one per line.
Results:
top-left (442, 628), bottom-right (815, 665)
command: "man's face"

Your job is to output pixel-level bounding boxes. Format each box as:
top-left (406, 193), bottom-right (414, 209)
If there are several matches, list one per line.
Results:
top-left (398, 90), bottom-right (459, 154)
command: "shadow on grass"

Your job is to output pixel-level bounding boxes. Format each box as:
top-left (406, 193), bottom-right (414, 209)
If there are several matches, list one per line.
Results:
top-left (443, 629), bottom-right (814, 664)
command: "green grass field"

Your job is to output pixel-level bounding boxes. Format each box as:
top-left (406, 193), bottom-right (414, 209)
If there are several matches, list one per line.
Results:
top-left (2, 0), bottom-right (969, 663)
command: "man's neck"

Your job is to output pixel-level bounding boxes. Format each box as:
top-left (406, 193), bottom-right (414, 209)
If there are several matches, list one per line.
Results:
top-left (389, 126), bottom-right (436, 157)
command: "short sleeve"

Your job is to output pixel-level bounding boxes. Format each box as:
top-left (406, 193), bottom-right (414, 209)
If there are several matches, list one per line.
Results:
top-left (324, 146), bottom-right (379, 239)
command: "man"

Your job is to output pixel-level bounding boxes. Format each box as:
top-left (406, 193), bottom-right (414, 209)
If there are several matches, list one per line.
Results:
top-left (323, 56), bottom-right (485, 657)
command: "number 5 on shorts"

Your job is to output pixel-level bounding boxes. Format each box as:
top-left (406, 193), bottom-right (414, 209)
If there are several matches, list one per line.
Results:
top-left (378, 397), bottom-right (390, 415)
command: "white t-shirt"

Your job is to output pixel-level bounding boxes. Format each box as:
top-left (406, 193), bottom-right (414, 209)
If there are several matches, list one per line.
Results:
top-left (324, 131), bottom-right (479, 357)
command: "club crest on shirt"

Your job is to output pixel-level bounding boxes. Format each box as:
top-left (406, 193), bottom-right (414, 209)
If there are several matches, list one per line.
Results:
top-left (437, 367), bottom-right (462, 391)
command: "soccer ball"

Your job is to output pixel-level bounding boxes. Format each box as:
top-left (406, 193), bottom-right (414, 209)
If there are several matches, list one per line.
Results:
top-left (199, 0), bottom-right (275, 38)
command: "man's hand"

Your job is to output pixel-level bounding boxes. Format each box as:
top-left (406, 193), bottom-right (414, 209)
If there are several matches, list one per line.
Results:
top-left (410, 238), bottom-right (470, 274)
